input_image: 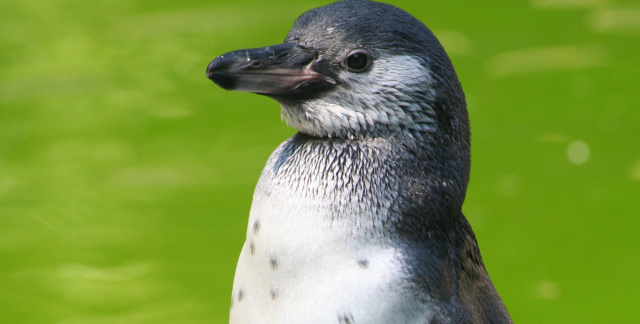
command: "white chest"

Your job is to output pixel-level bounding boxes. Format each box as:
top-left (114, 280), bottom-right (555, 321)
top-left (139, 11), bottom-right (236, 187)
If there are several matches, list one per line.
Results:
top-left (228, 140), bottom-right (427, 323)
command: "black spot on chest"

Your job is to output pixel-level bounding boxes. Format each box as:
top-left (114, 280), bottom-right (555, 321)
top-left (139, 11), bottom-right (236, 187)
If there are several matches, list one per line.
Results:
top-left (253, 220), bottom-right (260, 234)
top-left (338, 312), bottom-right (355, 324)
top-left (357, 258), bottom-right (370, 269)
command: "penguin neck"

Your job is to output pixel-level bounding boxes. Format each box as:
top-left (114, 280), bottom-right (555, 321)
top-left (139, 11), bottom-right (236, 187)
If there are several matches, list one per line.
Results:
top-left (264, 131), bottom-right (467, 245)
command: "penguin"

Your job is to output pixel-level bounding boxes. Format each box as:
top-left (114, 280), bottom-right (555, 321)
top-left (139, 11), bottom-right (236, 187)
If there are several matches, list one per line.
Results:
top-left (207, 1), bottom-right (513, 323)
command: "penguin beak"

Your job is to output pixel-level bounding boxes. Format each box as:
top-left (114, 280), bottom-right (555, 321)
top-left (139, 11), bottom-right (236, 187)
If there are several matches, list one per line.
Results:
top-left (207, 42), bottom-right (335, 96)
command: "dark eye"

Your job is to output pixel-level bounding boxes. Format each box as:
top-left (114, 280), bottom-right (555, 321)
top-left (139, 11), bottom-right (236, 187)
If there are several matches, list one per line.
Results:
top-left (343, 50), bottom-right (372, 72)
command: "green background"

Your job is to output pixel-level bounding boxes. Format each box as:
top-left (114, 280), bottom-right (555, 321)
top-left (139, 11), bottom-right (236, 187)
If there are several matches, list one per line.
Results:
top-left (1, 0), bottom-right (639, 322)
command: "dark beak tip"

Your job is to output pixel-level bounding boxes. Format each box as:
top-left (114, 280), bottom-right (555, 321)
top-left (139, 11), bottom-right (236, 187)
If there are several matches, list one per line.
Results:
top-left (206, 59), bottom-right (219, 78)
top-left (207, 72), bottom-right (236, 90)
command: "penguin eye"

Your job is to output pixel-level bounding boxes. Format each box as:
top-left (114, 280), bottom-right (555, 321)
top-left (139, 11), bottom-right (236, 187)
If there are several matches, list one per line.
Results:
top-left (342, 50), bottom-right (372, 72)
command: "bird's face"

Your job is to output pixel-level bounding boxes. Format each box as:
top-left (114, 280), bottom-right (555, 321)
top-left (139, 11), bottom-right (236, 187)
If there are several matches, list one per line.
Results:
top-left (207, 0), bottom-right (464, 139)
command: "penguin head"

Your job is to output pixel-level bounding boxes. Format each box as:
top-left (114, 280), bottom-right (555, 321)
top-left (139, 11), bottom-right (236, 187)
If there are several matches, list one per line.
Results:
top-left (208, 0), bottom-right (468, 145)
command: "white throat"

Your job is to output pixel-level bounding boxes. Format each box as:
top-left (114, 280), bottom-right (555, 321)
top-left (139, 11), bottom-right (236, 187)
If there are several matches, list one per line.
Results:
top-left (280, 55), bottom-right (437, 139)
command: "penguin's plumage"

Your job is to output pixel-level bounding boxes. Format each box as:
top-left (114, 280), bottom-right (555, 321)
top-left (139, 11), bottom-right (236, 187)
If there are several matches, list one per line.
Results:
top-left (207, 1), bottom-right (512, 323)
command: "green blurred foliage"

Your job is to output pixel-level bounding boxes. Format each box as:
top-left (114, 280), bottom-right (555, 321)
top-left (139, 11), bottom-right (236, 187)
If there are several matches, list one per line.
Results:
top-left (1, 0), bottom-right (638, 323)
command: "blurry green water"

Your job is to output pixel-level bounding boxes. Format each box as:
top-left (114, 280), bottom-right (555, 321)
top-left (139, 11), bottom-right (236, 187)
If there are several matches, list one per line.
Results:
top-left (1, 0), bottom-right (638, 323)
